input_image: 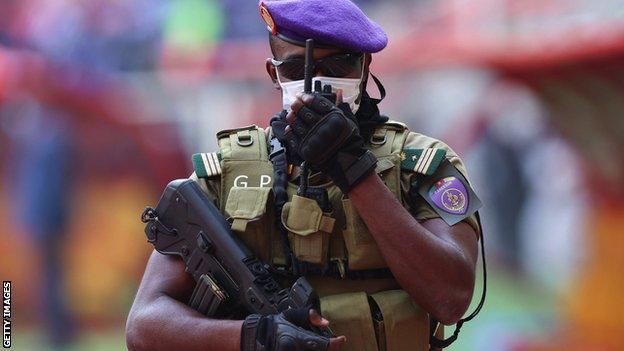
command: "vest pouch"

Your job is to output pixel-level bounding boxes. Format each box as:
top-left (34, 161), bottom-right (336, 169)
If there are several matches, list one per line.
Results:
top-left (320, 292), bottom-right (379, 351)
top-left (370, 290), bottom-right (429, 351)
top-left (342, 199), bottom-right (387, 270)
top-left (281, 195), bottom-right (335, 265)
top-left (224, 187), bottom-right (273, 262)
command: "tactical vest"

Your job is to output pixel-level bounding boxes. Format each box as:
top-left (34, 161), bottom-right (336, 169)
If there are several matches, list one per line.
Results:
top-left (193, 122), bottom-right (447, 351)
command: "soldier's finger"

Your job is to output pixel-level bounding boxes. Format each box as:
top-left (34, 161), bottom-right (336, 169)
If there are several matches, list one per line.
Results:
top-left (301, 93), bottom-right (334, 113)
top-left (284, 129), bottom-right (300, 151)
top-left (297, 106), bottom-right (323, 126)
top-left (290, 97), bottom-right (305, 114)
top-left (286, 109), bottom-right (296, 124)
top-left (336, 89), bottom-right (344, 105)
top-left (290, 116), bottom-right (309, 137)
top-left (328, 336), bottom-right (347, 351)
top-left (309, 309), bottom-right (329, 328)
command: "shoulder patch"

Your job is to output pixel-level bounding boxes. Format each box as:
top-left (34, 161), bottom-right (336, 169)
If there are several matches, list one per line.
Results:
top-left (192, 152), bottom-right (222, 178)
top-left (401, 148), bottom-right (447, 175)
top-left (415, 159), bottom-right (482, 226)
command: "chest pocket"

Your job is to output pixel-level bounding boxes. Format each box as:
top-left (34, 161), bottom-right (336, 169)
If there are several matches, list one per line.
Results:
top-left (225, 187), bottom-right (273, 263)
top-left (281, 194), bottom-right (336, 265)
top-left (341, 122), bottom-right (409, 270)
top-left (194, 126), bottom-right (276, 263)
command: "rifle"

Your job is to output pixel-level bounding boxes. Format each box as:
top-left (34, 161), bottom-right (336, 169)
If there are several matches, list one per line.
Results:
top-left (140, 179), bottom-right (319, 317)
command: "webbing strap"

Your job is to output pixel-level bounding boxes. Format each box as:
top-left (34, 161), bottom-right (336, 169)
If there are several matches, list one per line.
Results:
top-left (429, 211), bottom-right (487, 349)
top-left (305, 265), bottom-right (394, 280)
top-left (269, 136), bottom-right (296, 270)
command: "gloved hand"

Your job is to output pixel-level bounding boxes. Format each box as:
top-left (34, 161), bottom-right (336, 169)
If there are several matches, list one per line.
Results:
top-left (240, 309), bottom-right (345, 351)
top-left (284, 92), bottom-right (377, 193)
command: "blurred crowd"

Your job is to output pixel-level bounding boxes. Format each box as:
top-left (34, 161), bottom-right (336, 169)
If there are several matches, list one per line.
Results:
top-left (0, 0), bottom-right (414, 73)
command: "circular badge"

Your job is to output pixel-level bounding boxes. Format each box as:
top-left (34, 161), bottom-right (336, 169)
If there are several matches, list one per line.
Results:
top-left (441, 188), bottom-right (466, 213)
top-left (259, 3), bottom-right (277, 35)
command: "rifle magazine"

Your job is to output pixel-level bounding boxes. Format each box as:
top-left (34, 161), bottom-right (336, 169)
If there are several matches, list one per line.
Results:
top-left (189, 274), bottom-right (228, 317)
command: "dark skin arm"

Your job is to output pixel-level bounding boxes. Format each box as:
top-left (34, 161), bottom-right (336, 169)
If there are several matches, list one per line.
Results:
top-left (348, 173), bottom-right (478, 325)
top-left (288, 93), bottom-right (479, 325)
top-left (126, 250), bottom-right (345, 351)
top-left (125, 250), bottom-right (243, 351)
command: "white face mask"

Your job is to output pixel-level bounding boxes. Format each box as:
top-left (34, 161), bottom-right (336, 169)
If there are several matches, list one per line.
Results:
top-left (277, 66), bottom-right (365, 114)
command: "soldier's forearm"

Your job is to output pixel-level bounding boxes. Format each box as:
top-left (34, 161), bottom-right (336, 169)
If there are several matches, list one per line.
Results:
top-left (126, 251), bottom-right (243, 351)
top-left (126, 295), bottom-right (243, 351)
top-left (347, 172), bottom-right (476, 324)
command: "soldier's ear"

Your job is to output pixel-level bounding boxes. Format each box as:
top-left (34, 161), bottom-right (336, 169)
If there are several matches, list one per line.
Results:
top-left (266, 59), bottom-right (281, 90)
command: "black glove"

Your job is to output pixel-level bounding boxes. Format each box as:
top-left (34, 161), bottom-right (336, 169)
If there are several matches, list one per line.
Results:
top-left (241, 310), bottom-right (330, 351)
top-left (285, 93), bottom-right (377, 193)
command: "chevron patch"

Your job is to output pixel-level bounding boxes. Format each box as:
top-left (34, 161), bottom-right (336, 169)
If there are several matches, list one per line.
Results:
top-left (401, 148), bottom-right (447, 176)
top-left (192, 152), bottom-right (222, 178)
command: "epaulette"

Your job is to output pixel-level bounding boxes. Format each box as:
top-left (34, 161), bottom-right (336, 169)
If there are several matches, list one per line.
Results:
top-left (216, 125), bottom-right (259, 140)
top-left (192, 152), bottom-right (222, 178)
top-left (382, 120), bottom-right (408, 130)
top-left (401, 148), bottom-right (447, 176)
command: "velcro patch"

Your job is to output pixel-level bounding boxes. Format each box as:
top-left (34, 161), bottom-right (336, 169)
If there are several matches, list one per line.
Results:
top-left (192, 152), bottom-right (222, 178)
top-left (429, 177), bottom-right (469, 215)
top-left (401, 148), bottom-right (447, 175)
top-left (416, 159), bottom-right (482, 226)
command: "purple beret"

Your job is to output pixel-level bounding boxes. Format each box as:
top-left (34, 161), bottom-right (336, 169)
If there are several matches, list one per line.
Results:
top-left (259, 0), bottom-right (388, 53)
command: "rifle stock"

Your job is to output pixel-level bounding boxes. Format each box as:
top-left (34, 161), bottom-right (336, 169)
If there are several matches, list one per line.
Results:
top-left (141, 179), bottom-right (319, 317)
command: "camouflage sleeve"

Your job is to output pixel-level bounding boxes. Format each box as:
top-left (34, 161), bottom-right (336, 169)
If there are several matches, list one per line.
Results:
top-left (400, 132), bottom-right (481, 237)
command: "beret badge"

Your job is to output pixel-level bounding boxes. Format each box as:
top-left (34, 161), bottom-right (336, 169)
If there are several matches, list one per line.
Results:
top-left (259, 2), bottom-right (277, 35)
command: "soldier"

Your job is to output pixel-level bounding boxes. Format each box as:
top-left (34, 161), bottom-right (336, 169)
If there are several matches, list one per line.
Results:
top-left (126, 1), bottom-right (484, 351)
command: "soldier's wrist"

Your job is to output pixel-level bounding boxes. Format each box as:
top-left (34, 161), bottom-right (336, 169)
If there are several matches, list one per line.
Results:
top-left (240, 314), bottom-right (263, 351)
top-left (325, 149), bottom-right (377, 193)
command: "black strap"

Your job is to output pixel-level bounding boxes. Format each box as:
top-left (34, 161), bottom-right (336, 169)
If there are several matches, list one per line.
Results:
top-left (430, 211), bottom-right (487, 349)
top-left (268, 111), bottom-right (299, 273)
top-left (368, 73), bottom-right (386, 103)
top-left (353, 73), bottom-right (389, 141)
top-left (270, 112), bottom-right (312, 276)
top-left (269, 135), bottom-right (297, 271)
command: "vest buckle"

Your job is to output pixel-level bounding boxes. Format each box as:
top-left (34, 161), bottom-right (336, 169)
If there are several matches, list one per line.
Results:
top-left (331, 258), bottom-right (347, 279)
top-left (269, 137), bottom-right (285, 159)
top-left (236, 130), bottom-right (254, 147)
top-left (370, 130), bottom-right (387, 145)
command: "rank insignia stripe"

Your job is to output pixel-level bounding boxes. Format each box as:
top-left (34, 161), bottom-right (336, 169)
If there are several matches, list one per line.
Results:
top-left (401, 148), bottom-right (447, 176)
top-left (192, 153), bottom-right (222, 178)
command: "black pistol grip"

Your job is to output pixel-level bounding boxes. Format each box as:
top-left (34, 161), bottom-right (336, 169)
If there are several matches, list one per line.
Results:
top-left (288, 277), bottom-right (335, 337)
top-left (289, 277), bottom-right (319, 310)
